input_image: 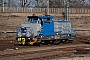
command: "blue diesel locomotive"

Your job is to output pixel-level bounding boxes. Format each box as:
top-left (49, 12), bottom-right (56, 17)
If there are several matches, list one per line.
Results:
top-left (16, 15), bottom-right (76, 45)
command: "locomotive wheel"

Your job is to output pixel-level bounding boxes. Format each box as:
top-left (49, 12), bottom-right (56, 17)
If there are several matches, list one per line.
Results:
top-left (54, 33), bottom-right (61, 44)
top-left (34, 43), bottom-right (41, 46)
top-left (61, 39), bottom-right (67, 43)
top-left (54, 39), bottom-right (61, 45)
top-left (43, 41), bottom-right (49, 45)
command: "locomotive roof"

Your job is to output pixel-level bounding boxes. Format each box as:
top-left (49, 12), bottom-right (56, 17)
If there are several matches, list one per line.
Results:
top-left (38, 15), bottom-right (54, 19)
top-left (27, 16), bottom-right (38, 18)
top-left (54, 20), bottom-right (71, 23)
top-left (27, 15), bottom-right (54, 19)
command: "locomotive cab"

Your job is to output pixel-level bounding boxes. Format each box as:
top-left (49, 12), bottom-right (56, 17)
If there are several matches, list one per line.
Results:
top-left (39, 16), bottom-right (54, 37)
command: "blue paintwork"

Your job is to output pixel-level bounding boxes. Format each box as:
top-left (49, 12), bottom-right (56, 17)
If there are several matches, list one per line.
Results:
top-left (54, 20), bottom-right (71, 34)
top-left (39, 16), bottom-right (54, 36)
top-left (73, 25), bottom-right (76, 37)
top-left (27, 15), bottom-right (55, 36)
top-left (54, 20), bottom-right (70, 22)
top-left (41, 19), bottom-right (54, 36)
top-left (54, 19), bottom-right (76, 39)
top-left (16, 15), bottom-right (76, 40)
top-left (38, 15), bottom-right (54, 19)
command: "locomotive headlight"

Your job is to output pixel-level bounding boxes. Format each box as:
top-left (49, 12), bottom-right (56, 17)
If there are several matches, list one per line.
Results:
top-left (18, 32), bottom-right (22, 37)
top-left (24, 30), bottom-right (26, 32)
top-left (51, 36), bottom-right (54, 38)
top-left (26, 32), bottom-right (30, 37)
top-left (28, 38), bottom-right (30, 39)
top-left (40, 36), bottom-right (42, 38)
top-left (56, 33), bottom-right (59, 35)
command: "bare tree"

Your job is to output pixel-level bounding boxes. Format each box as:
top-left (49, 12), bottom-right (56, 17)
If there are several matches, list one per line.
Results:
top-left (20, 0), bottom-right (37, 8)
top-left (0, 0), bottom-right (90, 8)
top-left (0, 0), bottom-right (2, 7)
top-left (35, 0), bottom-right (38, 7)
top-left (20, 0), bottom-right (28, 7)
top-left (8, 0), bottom-right (11, 7)
top-left (49, 0), bottom-right (90, 8)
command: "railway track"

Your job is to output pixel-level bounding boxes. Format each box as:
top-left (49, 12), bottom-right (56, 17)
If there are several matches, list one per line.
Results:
top-left (0, 37), bottom-right (90, 60)
top-left (0, 44), bottom-right (90, 60)
top-left (0, 39), bottom-right (84, 51)
top-left (0, 37), bottom-right (89, 51)
top-left (0, 40), bottom-right (16, 51)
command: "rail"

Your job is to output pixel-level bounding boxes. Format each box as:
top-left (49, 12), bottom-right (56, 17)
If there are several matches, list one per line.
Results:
top-left (0, 44), bottom-right (90, 60)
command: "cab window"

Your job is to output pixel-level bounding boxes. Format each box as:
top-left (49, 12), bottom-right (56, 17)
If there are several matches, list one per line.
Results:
top-left (44, 18), bottom-right (52, 23)
top-left (28, 18), bottom-right (38, 22)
